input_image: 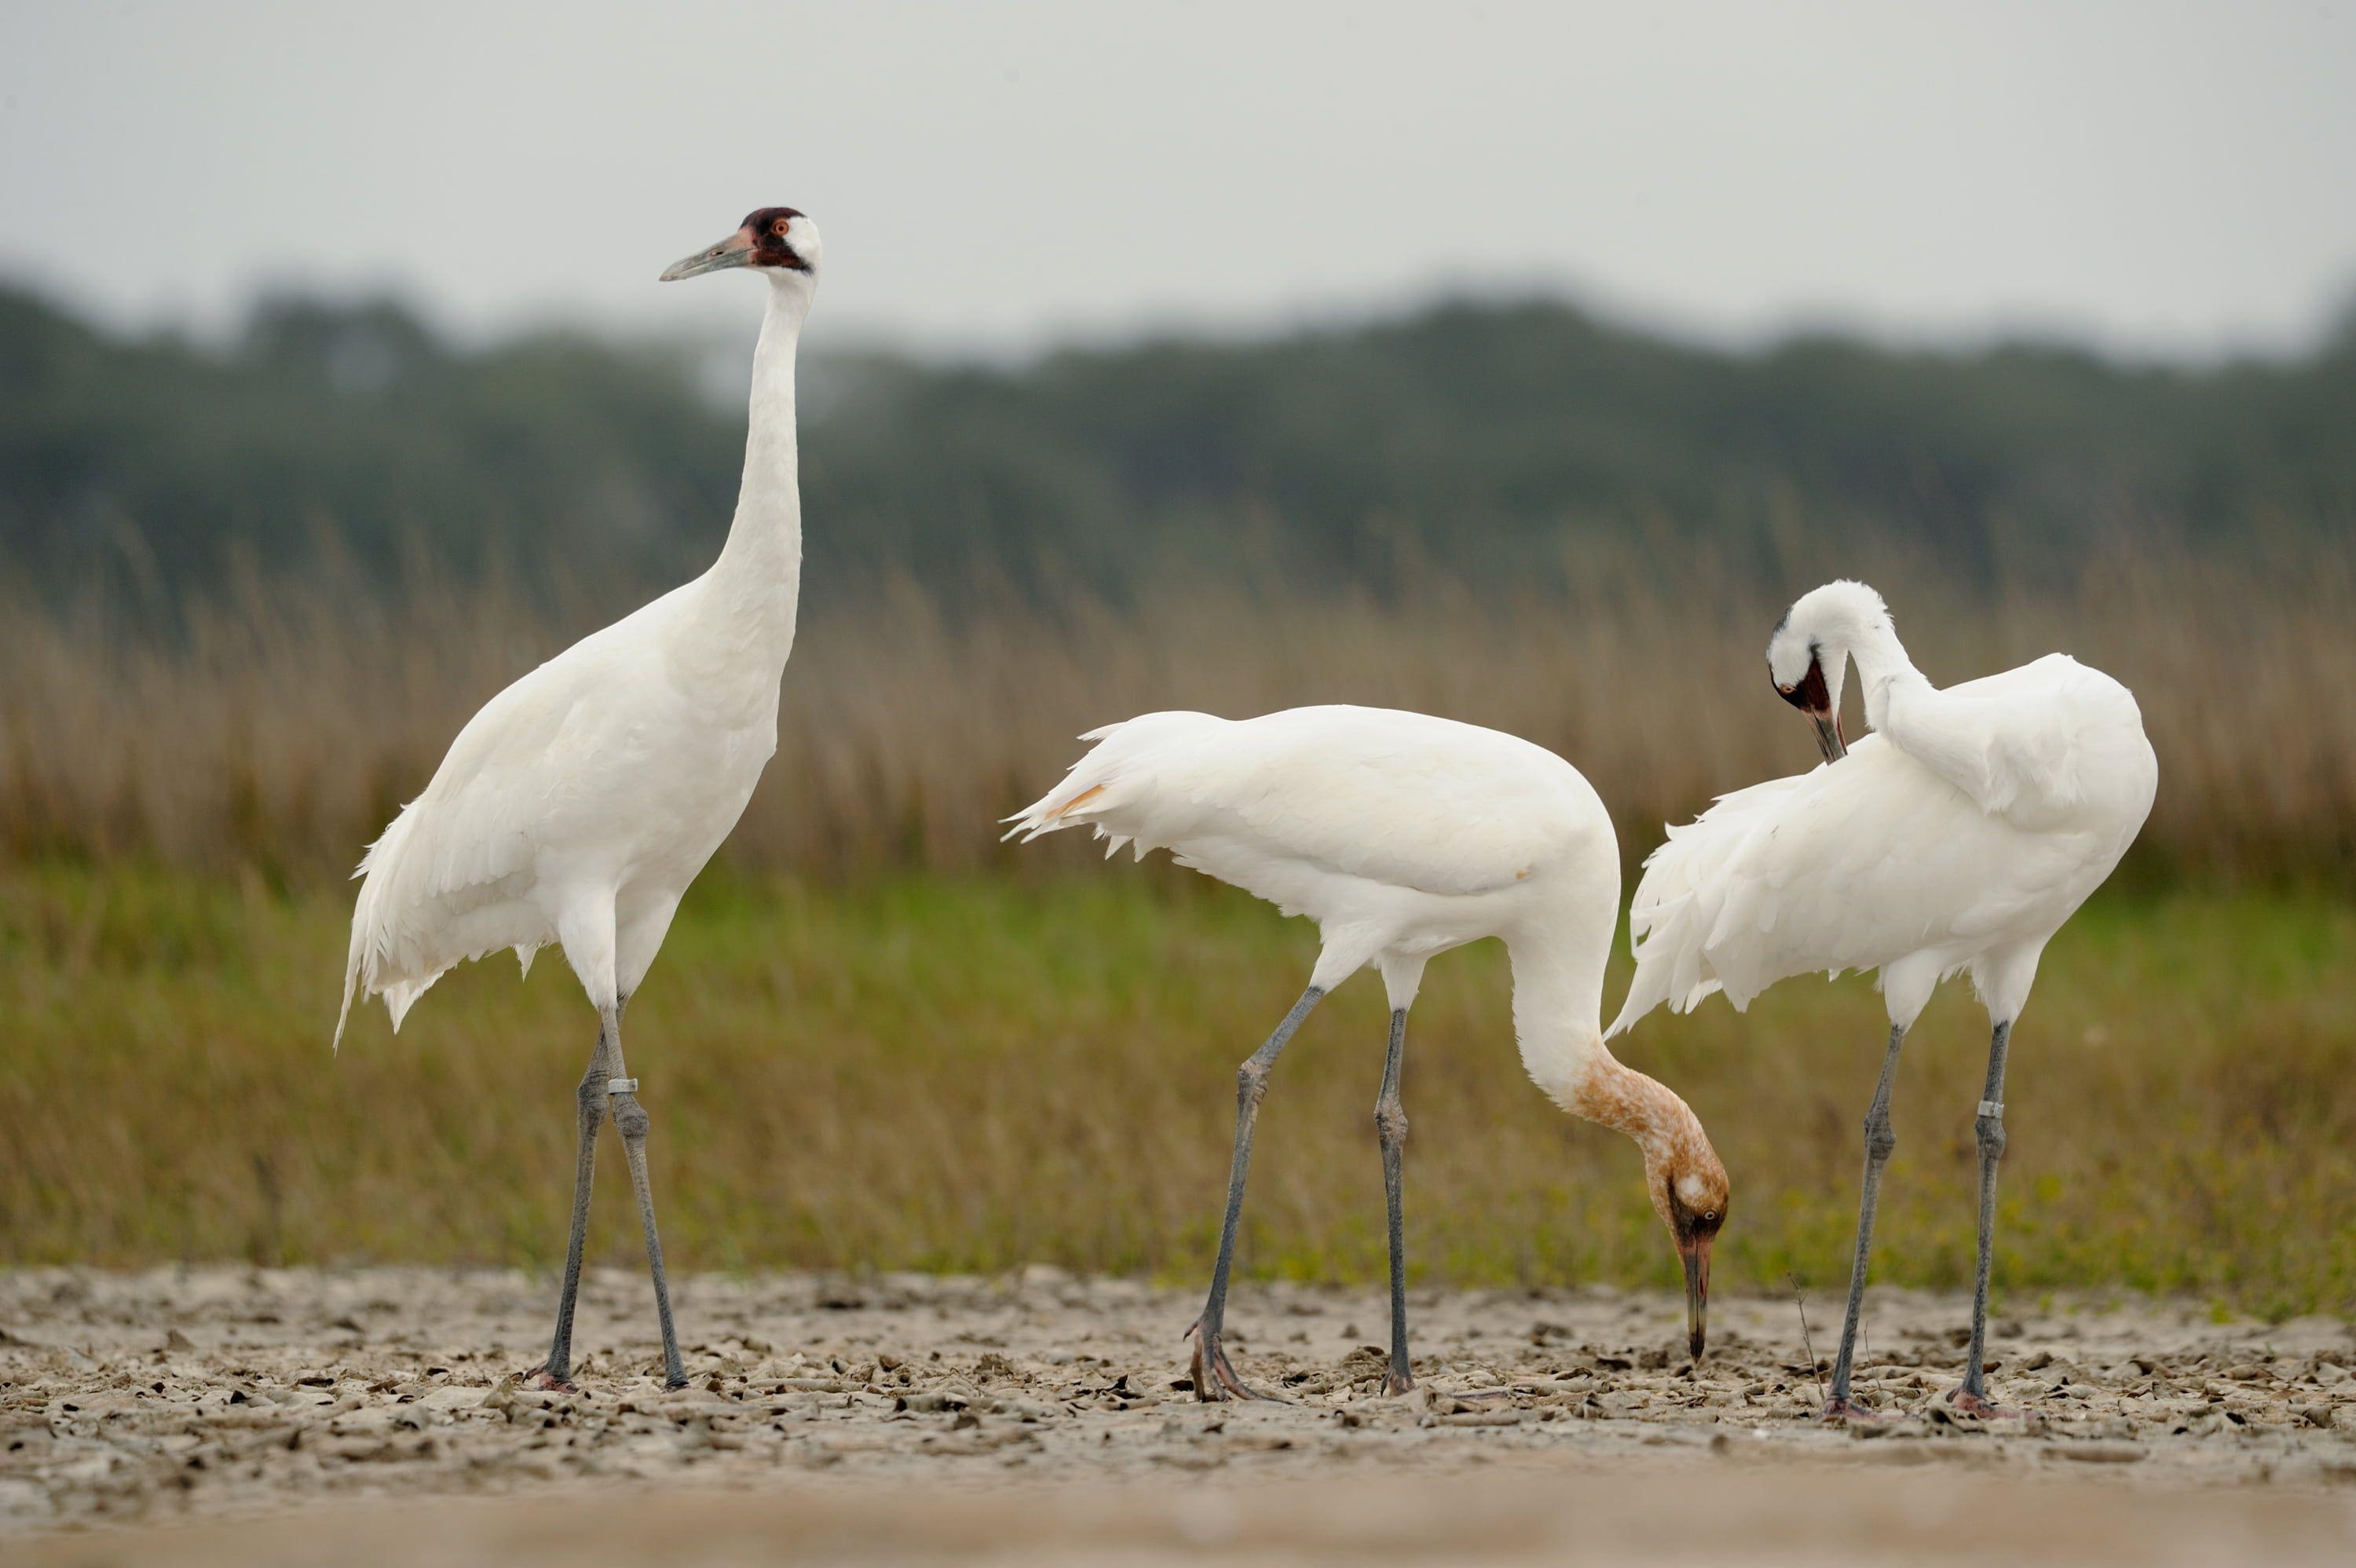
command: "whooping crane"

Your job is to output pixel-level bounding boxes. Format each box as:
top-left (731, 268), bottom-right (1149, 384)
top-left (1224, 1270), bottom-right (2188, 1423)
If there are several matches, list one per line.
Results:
top-left (1610, 581), bottom-right (2156, 1419)
top-left (1009, 705), bottom-right (1730, 1400)
top-left (335, 209), bottom-right (823, 1391)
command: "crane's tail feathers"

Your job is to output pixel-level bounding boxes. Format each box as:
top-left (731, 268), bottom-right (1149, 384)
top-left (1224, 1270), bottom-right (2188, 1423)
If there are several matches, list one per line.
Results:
top-left (1000, 782), bottom-right (1110, 843)
top-left (332, 953), bottom-right (360, 1055)
top-left (1006, 711), bottom-right (1213, 857)
top-left (1605, 974), bottom-right (1724, 1039)
top-left (1002, 716), bottom-right (1154, 842)
top-left (333, 806), bottom-right (443, 1050)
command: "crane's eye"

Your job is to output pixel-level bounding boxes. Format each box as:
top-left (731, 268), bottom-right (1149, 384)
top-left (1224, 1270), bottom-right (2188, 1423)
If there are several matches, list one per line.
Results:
top-left (772, 218), bottom-right (791, 236)
top-left (1777, 683), bottom-right (1794, 695)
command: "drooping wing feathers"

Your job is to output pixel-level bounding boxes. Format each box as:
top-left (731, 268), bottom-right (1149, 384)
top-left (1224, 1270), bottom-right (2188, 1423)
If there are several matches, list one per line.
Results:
top-left (335, 648), bottom-right (617, 1048)
top-left (1605, 769), bottom-right (1809, 1034)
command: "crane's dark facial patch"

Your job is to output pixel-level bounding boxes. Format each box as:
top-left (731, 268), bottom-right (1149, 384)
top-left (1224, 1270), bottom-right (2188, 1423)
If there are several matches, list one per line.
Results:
top-left (740, 207), bottom-right (810, 272)
top-left (1663, 1176), bottom-right (1728, 1246)
top-left (1773, 648), bottom-right (1832, 714)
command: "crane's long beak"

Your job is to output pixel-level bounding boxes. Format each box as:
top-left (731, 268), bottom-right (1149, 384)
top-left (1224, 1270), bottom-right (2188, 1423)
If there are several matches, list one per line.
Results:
top-left (1681, 1238), bottom-right (1712, 1360)
top-left (659, 228), bottom-right (756, 282)
top-left (1810, 709), bottom-right (1847, 763)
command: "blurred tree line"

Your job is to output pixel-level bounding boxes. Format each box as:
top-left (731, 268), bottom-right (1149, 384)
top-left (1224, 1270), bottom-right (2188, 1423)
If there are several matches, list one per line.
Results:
top-left (5, 280), bottom-right (2353, 605)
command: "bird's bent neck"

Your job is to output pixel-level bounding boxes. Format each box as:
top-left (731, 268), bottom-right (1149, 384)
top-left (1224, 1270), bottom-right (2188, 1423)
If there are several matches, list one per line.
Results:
top-left (1506, 908), bottom-right (1703, 1168)
top-left (1842, 617), bottom-right (1928, 736)
top-left (703, 279), bottom-right (810, 662)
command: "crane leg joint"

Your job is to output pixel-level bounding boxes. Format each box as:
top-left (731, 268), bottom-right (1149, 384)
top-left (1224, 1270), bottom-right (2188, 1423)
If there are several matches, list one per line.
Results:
top-left (1374, 1102), bottom-right (1409, 1146)
top-left (612, 1094), bottom-right (652, 1141)
top-left (1973, 1103), bottom-right (2006, 1158)
top-left (1862, 1109), bottom-right (1896, 1165)
top-left (1236, 1062), bottom-right (1271, 1109)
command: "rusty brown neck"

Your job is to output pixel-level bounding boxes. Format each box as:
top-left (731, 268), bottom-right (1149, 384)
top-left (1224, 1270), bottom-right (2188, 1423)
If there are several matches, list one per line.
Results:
top-left (1506, 910), bottom-right (1710, 1170)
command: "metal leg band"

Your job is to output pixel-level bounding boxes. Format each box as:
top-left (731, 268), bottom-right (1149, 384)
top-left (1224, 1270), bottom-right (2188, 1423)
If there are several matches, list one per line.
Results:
top-left (1977, 1099), bottom-right (2003, 1120)
top-left (607, 1077), bottom-right (639, 1095)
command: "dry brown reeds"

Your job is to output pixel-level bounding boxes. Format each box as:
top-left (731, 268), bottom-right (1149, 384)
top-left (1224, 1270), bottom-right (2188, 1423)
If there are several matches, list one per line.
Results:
top-left (3, 528), bottom-right (2351, 886)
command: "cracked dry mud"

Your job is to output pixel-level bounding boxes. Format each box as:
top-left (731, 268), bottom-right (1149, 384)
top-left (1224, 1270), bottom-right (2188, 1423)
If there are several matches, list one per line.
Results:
top-left (4, 1268), bottom-right (2354, 1561)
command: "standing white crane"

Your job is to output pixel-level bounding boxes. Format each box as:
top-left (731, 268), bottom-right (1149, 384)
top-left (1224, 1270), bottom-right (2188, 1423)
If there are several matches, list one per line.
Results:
top-left (1008, 705), bottom-right (1729, 1399)
top-left (335, 208), bottom-right (823, 1392)
top-left (1610, 580), bottom-right (2156, 1419)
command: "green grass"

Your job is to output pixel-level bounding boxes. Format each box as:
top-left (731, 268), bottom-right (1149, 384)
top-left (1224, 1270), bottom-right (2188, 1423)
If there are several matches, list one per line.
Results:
top-left (2, 862), bottom-right (2351, 1318)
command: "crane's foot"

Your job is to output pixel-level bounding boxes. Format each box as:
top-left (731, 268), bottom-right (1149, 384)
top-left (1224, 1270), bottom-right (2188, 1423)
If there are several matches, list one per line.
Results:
top-left (1944, 1387), bottom-right (2013, 1420)
top-left (1381, 1366), bottom-right (1418, 1397)
top-left (1820, 1396), bottom-right (1887, 1423)
top-left (1186, 1321), bottom-right (1285, 1402)
top-left (521, 1362), bottom-right (580, 1395)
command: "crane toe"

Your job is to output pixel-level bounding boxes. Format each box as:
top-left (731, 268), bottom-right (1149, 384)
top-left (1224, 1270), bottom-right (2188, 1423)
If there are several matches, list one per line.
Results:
top-left (1820, 1396), bottom-right (1889, 1424)
top-left (1944, 1387), bottom-right (2014, 1420)
top-left (1186, 1322), bottom-right (1286, 1403)
top-left (523, 1363), bottom-right (582, 1395)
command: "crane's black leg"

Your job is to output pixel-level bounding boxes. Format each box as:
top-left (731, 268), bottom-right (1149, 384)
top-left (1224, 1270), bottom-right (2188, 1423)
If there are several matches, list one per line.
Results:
top-left (529, 1011), bottom-right (620, 1391)
top-left (1824, 1023), bottom-right (1907, 1420)
top-left (1952, 1019), bottom-right (2014, 1417)
top-left (605, 1022), bottom-right (689, 1391)
top-left (1188, 985), bottom-right (1323, 1402)
top-left (1374, 1006), bottom-right (1415, 1395)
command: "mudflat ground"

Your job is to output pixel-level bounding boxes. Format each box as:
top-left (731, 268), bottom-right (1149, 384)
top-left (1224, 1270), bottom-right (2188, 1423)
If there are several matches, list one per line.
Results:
top-left (4, 1268), bottom-right (2354, 1563)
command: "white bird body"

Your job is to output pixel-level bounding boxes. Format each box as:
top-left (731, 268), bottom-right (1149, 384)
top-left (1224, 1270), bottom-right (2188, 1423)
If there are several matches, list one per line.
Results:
top-left (337, 269), bottom-right (810, 1042)
top-left (1011, 703), bottom-right (1728, 1395)
top-left (1015, 706), bottom-right (1619, 1003)
top-left (1613, 618), bottom-right (2157, 1036)
top-left (331, 206), bottom-right (823, 1394)
top-left (337, 574), bottom-right (790, 1035)
top-left (1609, 579), bottom-right (2157, 1418)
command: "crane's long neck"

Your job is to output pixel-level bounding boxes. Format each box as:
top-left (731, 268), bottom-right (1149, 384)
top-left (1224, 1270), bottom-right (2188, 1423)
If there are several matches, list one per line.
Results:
top-left (1843, 617), bottom-right (1930, 736)
top-left (1506, 903), bottom-right (1708, 1171)
top-left (703, 279), bottom-right (810, 663)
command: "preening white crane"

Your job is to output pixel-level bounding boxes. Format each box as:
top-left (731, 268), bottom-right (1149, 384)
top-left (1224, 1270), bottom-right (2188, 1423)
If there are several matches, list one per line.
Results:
top-left (1009, 705), bottom-right (1730, 1399)
top-left (1610, 580), bottom-right (2156, 1419)
top-left (335, 208), bottom-right (823, 1391)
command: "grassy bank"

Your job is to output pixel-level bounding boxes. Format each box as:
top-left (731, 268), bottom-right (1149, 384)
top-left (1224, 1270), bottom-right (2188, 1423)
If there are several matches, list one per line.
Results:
top-left (4, 863), bottom-right (2350, 1317)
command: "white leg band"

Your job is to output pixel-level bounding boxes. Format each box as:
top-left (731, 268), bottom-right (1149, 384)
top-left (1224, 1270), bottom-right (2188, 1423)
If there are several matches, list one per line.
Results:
top-left (607, 1077), bottom-right (639, 1095)
top-left (1977, 1099), bottom-right (2003, 1120)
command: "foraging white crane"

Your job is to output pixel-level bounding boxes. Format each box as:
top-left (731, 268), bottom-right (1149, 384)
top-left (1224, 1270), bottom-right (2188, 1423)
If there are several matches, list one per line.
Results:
top-left (1610, 580), bottom-right (2157, 1419)
top-left (335, 208), bottom-right (822, 1392)
top-left (1008, 705), bottom-right (1729, 1399)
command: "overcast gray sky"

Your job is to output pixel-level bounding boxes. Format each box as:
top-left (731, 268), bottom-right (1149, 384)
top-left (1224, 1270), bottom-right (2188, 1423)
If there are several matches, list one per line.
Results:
top-left (5, 1), bottom-right (2353, 356)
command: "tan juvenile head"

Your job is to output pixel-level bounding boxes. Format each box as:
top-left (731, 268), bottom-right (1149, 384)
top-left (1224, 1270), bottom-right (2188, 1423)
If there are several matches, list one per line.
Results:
top-left (1646, 1116), bottom-right (1729, 1362)
top-left (1571, 1062), bottom-right (1730, 1361)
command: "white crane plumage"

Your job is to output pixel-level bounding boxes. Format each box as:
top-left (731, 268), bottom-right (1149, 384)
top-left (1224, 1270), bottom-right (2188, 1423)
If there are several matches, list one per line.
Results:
top-left (1009, 705), bottom-right (1729, 1398)
top-left (1610, 579), bottom-right (2157, 1418)
top-left (335, 208), bottom-right (822, 1391)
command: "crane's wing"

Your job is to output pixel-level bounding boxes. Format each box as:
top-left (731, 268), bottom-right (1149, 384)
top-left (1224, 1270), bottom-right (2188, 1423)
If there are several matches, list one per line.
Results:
top-left (1608, 734), bottom-right (2104, 1034)
top-left (335, 644), bottom-right (623, 1045)
top-left (1886, 655), bottom-right (2136, 821)
top-left (1006, 707), bottom-right (1593, 899)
